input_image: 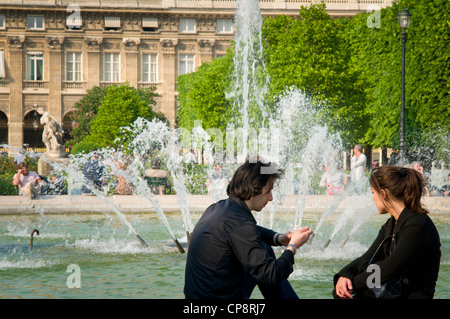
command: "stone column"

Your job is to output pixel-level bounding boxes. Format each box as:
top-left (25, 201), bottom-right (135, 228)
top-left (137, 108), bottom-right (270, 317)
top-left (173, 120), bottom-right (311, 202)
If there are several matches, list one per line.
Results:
top-left (84, 37), bottom-right (103, 89)
top-left (123, 38), bottom-right (141, 88)
top-left (160, 38), bottom-right (178, 127)
top-left (46, 36), bottom-right (64, 123)
top-left (7, 35), bottom-right (25, 150)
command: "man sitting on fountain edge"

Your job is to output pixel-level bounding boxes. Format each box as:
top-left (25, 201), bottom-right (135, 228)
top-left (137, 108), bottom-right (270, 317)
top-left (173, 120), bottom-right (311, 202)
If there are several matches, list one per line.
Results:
top-left (184, 158), bottom-right (313, 299)
top-left (13, 163), bottom-right (42, 199)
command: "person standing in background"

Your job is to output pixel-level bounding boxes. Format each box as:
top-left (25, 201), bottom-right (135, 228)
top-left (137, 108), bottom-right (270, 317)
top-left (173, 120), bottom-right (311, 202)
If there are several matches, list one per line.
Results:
top-left (350, 144), bottom-right (367, 193)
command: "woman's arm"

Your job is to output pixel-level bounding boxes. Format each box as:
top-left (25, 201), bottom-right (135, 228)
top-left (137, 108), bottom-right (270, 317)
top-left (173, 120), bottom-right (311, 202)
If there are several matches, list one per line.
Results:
top-left (334, 221), bottom-right (389, 288)
top-left (351, 216), bottom-right (427, 290)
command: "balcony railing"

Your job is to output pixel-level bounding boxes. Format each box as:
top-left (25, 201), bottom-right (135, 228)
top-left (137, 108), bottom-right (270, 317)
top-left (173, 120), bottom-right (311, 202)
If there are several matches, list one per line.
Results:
top-left (23, 81), bottom-right (48, 90)
top-left (0, 79), bottom-right (9, 93)
top-left (0, 80), bottom-right (9, 88)
top-left (137, 82), bottom-right (161, 92)
top-left (62, 81), bottom-right (86, 90)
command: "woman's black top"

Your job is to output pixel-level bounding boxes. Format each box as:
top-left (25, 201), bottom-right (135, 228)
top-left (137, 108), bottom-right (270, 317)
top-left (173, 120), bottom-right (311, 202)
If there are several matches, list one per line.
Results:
top-left (334, 208), bottom-right (441, 298)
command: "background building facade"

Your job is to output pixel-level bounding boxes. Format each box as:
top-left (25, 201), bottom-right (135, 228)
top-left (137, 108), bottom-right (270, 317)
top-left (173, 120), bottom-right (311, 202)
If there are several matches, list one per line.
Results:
top-left (0, 0), bottom-right (393, 150)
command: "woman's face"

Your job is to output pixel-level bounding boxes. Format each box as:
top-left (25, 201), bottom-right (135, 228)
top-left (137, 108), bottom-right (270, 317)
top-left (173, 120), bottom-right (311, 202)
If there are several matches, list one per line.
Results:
top-left (371, 187), bottom-right (387, 214)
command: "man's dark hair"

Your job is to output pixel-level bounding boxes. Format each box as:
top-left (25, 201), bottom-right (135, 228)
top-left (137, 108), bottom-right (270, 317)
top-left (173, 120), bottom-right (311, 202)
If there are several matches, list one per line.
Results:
top-left (18, 163), bottom-right (28, 170)
top-left (226, 158), bottom-right (283, 200)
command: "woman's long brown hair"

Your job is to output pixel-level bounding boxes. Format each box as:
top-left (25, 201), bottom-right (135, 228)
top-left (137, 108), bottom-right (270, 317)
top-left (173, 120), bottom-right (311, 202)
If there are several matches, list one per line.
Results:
top-left (369, 165), bottom-right (429, 214)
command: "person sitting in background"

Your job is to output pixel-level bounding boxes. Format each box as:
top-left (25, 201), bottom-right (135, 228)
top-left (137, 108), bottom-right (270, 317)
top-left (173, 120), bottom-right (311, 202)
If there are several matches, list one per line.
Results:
top-left (81, 152), bottom-right (104, 195)
top-left (13, 163), bottom-right (41, 199)
top-left (319, 162), bottom-right (349, 195)
top-left (115, 154), bottom-right (134, 195)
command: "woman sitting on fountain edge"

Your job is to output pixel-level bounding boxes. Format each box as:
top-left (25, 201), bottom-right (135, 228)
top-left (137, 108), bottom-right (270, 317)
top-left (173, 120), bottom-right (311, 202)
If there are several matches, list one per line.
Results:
top-left (333, 166), bottom-right (441, 299)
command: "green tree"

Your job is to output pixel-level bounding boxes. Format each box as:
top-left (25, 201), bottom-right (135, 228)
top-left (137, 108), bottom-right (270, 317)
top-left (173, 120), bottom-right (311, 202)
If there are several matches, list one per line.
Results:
top-left (83, 84), bottom-right (166, 149)
top-left (176, 0), bottom-right (448, 160)
top-left (262, 4), bottom-right (368, 147)
top-left (345, 0), bottom-right (449, 159)
top-left (66, 86), bottom-right (106, 148)
top-left (177, 51), bottom-right (234, 134)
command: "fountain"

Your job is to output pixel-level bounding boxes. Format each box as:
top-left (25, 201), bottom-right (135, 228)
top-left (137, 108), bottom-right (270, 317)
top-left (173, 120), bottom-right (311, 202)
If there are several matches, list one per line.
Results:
top-left (0, 0), bottom-right (448, 299)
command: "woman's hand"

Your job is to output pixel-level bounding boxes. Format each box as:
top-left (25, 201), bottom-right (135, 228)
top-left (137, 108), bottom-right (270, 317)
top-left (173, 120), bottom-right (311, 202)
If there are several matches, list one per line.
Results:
top-left (335, 276), bottom-right (354, 298)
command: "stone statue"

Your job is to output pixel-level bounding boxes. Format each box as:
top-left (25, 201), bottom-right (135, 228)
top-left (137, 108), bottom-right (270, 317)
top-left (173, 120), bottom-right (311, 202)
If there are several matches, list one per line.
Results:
top-left (37, 108), bottom-right (67, 158)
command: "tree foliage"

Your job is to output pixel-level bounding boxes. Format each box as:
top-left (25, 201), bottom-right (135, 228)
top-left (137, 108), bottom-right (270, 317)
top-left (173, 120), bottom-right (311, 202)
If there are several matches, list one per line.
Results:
top-left (262, 4), bottom-right (368, 148)
top-left (177, 52), bottom-right (234, 134)
top-left (345, 0), bottom-right (449, 155)
top-left (69, 84), bottom-right (166, 153)
top-left (67, 86), bottom-right (106, 148)
top-left (85, 84), bottom-right (165, 148)
top-left (176, 0), bottom-right (448, 159)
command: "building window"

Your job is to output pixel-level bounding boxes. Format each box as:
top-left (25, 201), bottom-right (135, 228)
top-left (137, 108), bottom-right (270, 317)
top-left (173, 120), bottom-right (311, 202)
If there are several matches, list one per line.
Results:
top-left (179, 54), bottom-right (195, 75)
top-left (142, 54), bottom-right (158, 83)
top-left (217, 19), bottom-right (233, 33)
top-left (179, 18), bottom-right (196, 33)
top-left (104, 16), bottom-right (121, 31)
top-left (27, 15), bottom-right (44, 30)
top-left (104, 53), bottom-right (120, 82)
top-left (142, 17), bottom-right (158, 32)
top-left (66, 52), bottom-right (82, 82)
top-left (0, 15), bottom-right (5, 30)
top-left (27, 53), bottom-right (44, 81)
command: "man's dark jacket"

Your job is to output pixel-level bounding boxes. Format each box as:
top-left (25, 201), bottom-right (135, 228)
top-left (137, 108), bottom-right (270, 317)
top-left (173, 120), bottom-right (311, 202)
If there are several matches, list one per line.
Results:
top-left (184, 197), bottom-right (295, 299)
top-left (334, 208), bottom-right (441, 298)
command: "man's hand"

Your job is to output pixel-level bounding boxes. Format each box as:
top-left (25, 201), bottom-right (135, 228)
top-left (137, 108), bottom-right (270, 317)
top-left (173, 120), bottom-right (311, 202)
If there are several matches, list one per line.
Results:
top-left (288, 227), bottom-right (313, 249)
top-left (276, 232), bottom-right (291, 246)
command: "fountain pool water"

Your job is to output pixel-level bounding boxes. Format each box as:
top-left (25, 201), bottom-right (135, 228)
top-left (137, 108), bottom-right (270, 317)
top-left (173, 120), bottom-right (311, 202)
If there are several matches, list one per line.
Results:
top-left (1, 0), bottom-right (449, 299)
top-left (1, 211), bottom-right (448, 298)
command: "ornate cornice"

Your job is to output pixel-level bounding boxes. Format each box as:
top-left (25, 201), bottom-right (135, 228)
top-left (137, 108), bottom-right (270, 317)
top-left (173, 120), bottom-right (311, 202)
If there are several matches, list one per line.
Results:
top-left (123, 37), bottom-right (141, 52)
top-left (7, 35), bottom-right (26, 49)
top-left (84, 36), bottom-right (103, 51)
top-left (160, 38), bottom-right (178, 54)
top-left (46, 36), bottom-right (64, 50)
top-left (197, 38), bottom-right (215, 53)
